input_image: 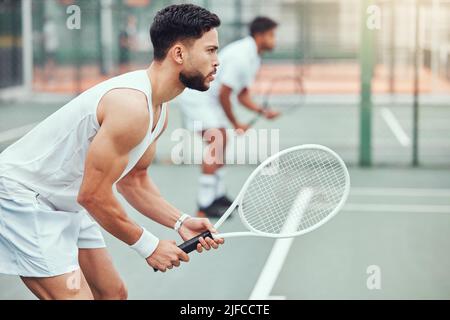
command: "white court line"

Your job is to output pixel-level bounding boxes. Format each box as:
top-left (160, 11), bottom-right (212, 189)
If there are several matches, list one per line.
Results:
top-left (351, 187), bottom-right (450, 197)
top-left (344, 203), bottom-right (450, 214)
top-left (249, 188), bottom-right (313, 300)
top-left (380, 107), bottom-right (411, 147)
top-left (0, 123), bottom-right (38, 144)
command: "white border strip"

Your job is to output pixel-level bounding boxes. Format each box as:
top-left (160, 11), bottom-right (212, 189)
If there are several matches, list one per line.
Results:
top-left (380, 107), bottom-right (411, 147)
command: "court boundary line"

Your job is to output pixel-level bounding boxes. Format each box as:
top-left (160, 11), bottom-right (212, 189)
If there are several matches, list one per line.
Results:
top-left (344, 203), bottom-right (450, 213)
top-left (248, 237), bottom-right (295, 300)
top-left (249, 188), bottom-right (313, 300)
top-left (380, 107), bottom-right (411, 147)
top-left (351, 187), bottom-right (450, 197)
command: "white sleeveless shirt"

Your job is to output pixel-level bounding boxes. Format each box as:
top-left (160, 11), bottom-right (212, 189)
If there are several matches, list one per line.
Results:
top-left (0, 70), bottom-right (166, 212)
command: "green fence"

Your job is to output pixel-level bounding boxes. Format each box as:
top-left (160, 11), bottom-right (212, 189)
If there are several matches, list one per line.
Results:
top-left (0, 0), bottom-right (23, 88)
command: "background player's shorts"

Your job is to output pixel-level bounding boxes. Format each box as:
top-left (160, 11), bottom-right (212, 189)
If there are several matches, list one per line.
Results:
top-left (0, 177), bottom-right (105, 277)
top-left (176, 90), bottom-right (229, 131)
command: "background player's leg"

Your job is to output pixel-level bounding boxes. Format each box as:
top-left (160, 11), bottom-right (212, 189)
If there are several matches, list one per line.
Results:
top-left (198, 128), bottom-right (227, 217)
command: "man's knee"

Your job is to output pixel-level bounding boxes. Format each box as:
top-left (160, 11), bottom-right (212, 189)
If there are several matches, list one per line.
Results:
top-left (95, 281), bottom-right (128, 300)
top-left (115, 282), bottom-right (128, 300)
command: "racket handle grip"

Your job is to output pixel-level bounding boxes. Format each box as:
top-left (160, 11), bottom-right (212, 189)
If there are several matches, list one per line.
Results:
top-left (153, 231), bottom-right (213, 272)
top-left (248, 101), bottom-right (269, 127)
top-left (248, 116), bottom-right (259, 126)
top-left (179, 231), bottom-right (213, 253)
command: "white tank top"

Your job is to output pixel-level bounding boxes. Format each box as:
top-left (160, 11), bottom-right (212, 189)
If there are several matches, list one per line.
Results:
top-left (0, 70), bottom-right (166, 212)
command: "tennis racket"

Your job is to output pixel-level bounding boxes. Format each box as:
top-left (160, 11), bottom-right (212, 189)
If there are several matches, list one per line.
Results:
top-left (156, 144), bottom-right (349, 271)
top-left (248, 68), bottom-right (306, 127)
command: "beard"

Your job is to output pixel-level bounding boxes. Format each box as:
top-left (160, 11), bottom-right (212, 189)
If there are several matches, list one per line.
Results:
top-left (179, 70), bottom-right (209, 92)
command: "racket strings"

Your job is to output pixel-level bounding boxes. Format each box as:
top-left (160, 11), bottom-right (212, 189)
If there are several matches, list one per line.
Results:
top-left (285, 153), bottom-right (343, 230)
top-left (241, 148), bottom-right (347, 235)
top-left (286, 152), bottom-right (346, 228)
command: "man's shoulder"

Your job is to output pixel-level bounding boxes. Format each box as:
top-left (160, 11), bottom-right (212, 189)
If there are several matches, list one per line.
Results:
top-left (221, 37), bottom-right (256, 66)
top-left (225, 37), bottom-right (254, 52)
top-left (103, 88), bottom-right (148, 113)
top-left (98, 88), bottom-right (149, 128)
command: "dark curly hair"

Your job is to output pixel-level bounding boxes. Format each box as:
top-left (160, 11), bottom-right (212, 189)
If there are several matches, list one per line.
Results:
top-left (150, 4), bottom-right (221, 61)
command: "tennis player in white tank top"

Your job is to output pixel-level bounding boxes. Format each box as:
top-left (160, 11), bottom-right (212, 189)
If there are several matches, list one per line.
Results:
top-left (0, 4), bottom-right (223, 299)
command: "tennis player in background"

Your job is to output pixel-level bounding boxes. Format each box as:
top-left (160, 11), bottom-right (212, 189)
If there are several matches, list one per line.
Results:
top-left (177, 17), bottom-right (280, 218)
top-left (0, 4), bottom-right (223, 300)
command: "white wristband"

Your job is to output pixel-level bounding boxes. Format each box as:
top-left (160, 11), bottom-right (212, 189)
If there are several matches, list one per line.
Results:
top-left (130, 227), bottom-right (160, 259)
top-left (174, 213), bottom-right (191, 232)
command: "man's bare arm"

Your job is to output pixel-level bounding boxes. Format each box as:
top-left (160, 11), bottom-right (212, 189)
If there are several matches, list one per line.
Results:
top-left (238, 88), bottom-right (280, 120)
top-left (237, 87), bottom-right (263, 112)
top-left (117, 142), bottom-right (224, 251)
top-left (219, 84), bottom-right (251, 131)
top-left (78, 92), bottom-right (189, 271)
top-left (116, 142), bottom-right (182, 229)
top-left (219, 84), bottom-right (238, 126)
top-left (77, 89), bottom-right (150, 245)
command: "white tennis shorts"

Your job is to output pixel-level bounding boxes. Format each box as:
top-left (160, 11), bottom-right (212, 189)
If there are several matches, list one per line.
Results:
top-left (177, 90), bottom-right (229, 131)
top-left (0, 177), bottom-right (106, 277)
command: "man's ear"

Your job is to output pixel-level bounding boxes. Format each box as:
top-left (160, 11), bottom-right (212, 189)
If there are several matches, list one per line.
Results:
top-left (170, 44), bottom-right (184, 65)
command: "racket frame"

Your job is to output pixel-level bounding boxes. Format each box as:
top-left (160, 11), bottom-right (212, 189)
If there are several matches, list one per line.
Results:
top-left (248, 73), bottom-right (306, 126)
top-left (212, 144), bottom-right (350, 239)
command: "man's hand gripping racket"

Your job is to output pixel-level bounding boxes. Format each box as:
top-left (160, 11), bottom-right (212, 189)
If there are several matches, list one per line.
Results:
top-left (155, 144), bottom-right (350, 271)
